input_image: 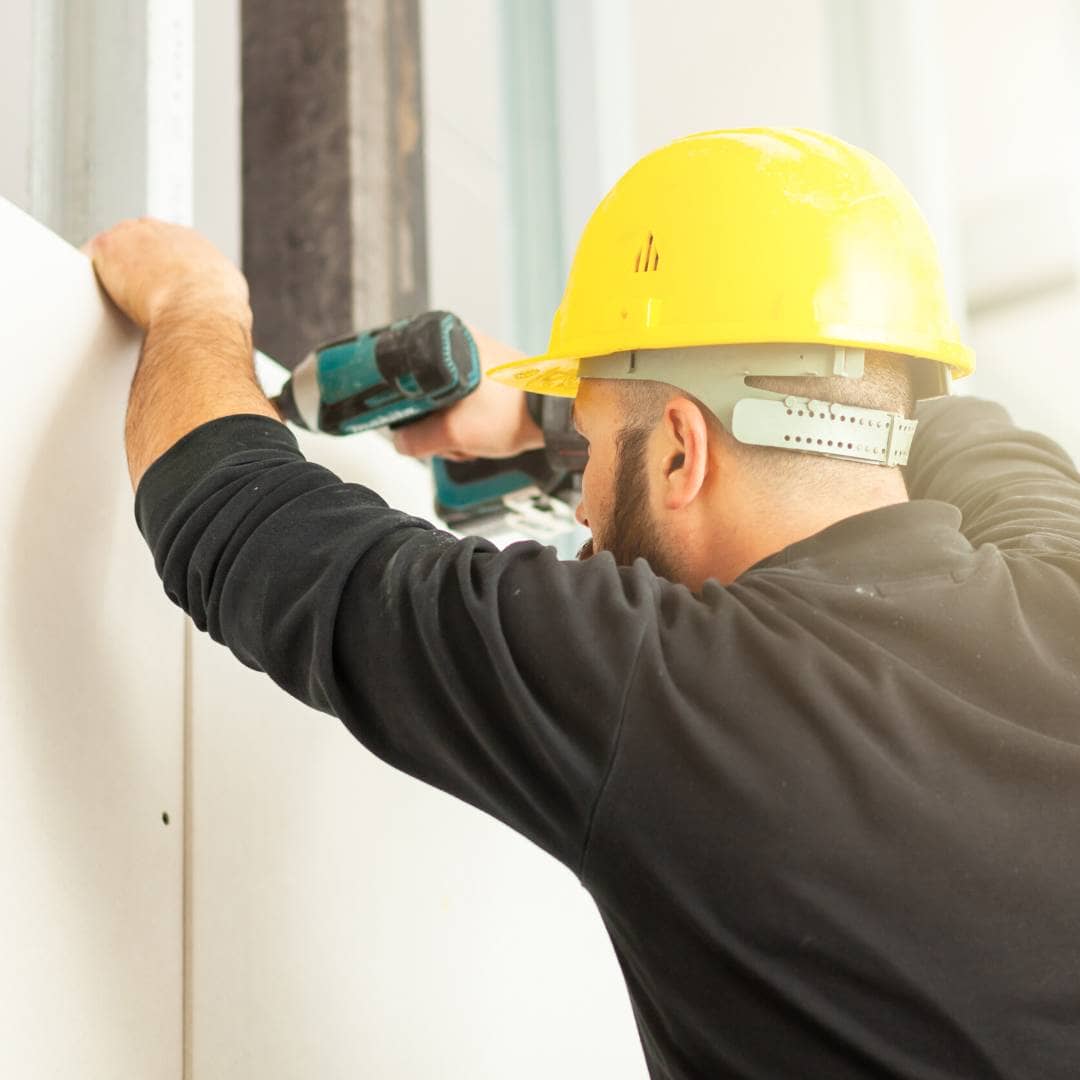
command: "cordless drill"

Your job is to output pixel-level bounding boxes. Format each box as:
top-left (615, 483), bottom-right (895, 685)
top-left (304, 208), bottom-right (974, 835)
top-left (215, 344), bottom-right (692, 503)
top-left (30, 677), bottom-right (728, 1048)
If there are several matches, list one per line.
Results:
top-left (268, 310), bottom-right (584, 526)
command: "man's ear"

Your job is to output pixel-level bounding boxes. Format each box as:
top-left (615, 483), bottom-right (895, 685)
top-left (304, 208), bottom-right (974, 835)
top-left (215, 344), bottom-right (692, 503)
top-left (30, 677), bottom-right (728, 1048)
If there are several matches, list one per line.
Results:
top-left (659, 397), bottom-right (710, 510)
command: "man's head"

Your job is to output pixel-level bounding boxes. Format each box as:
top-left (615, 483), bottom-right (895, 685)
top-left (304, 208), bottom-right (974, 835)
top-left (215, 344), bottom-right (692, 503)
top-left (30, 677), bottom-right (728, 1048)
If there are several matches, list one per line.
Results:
top-left (573, 352), bottom-right (915, 588)
top-left (487, 128), bottom-right (972, 580)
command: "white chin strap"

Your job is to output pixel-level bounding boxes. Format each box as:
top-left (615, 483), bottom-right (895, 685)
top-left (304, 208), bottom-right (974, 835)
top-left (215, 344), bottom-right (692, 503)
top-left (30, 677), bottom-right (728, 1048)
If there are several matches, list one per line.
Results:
top-left (578, 343), bottom-right (917, 467)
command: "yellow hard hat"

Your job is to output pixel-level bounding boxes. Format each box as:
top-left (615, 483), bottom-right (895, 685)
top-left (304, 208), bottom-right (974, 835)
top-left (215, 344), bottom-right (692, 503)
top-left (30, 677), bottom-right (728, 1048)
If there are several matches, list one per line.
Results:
top-left (489, 127), bottom-right (973, 401)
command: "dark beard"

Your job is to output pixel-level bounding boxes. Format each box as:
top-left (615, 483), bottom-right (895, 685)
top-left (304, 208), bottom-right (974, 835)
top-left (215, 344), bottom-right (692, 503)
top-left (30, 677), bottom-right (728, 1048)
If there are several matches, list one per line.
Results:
top-left (576, 426), bottom-right (683, 582)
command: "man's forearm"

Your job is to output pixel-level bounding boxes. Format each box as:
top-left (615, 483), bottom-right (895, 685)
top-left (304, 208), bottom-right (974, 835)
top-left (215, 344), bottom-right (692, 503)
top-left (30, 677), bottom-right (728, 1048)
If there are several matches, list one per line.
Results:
top-left (125, 299), bottom-right (279, 490)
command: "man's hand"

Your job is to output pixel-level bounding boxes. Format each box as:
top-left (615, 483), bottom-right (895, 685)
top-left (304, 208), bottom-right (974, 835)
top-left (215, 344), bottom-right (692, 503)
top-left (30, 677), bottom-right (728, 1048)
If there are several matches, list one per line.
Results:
top-left (87, 217), bottom-right (278, 490)
top-left (391, 329), bottom-right (544, 461)
top-left (87, 217), bottom-right (251, 330)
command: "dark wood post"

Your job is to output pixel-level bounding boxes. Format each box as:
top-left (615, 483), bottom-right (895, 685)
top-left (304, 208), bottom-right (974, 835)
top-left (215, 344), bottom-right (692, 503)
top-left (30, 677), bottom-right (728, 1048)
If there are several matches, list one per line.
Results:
top-left (241, 0), bottom-right (428, 367)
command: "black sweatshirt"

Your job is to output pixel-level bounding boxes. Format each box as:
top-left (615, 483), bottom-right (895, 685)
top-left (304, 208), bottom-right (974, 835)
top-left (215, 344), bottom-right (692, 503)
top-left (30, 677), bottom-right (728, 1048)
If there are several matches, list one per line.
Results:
top-left (136, 396), bottom-right (1080, 1079)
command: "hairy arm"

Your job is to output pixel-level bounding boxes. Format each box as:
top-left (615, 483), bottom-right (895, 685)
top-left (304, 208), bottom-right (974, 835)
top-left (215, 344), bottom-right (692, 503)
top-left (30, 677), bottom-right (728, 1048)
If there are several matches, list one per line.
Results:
top-left (125, 299), bottom-right (278, 489)
top-left (88, 217), bottom-right (279, 488)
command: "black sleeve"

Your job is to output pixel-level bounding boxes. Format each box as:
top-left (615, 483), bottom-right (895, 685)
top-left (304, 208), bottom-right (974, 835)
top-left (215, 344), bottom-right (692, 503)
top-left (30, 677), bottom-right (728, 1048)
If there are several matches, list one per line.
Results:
top-left (906, 396), bottom-right (1080, 556)
top-left (134, 414), bottom-right (655, 871)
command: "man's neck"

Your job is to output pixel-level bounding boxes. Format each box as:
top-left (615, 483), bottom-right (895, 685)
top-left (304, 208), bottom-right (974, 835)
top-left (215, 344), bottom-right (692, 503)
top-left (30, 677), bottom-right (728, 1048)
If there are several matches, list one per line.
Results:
top-left (701, 470), bottom-right (910, 586)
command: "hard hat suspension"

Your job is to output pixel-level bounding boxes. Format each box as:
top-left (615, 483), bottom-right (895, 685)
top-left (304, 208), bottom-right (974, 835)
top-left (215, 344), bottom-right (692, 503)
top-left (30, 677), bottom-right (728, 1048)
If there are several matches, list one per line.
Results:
top-left (579, 343), bottom-right (916, 467)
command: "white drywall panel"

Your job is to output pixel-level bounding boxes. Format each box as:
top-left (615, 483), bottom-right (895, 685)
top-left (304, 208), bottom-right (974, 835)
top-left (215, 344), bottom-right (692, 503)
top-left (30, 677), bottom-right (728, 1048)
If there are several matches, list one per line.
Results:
top-left (0, 197), bottom-right (184, 1077)
top-left (187, 429), bottom-right (645, 1077)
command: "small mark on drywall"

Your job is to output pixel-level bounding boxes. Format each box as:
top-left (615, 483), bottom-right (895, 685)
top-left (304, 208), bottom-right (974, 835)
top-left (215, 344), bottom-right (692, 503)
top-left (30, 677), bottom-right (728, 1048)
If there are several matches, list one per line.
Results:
top-left (161, 811), bottom-right (171, 826)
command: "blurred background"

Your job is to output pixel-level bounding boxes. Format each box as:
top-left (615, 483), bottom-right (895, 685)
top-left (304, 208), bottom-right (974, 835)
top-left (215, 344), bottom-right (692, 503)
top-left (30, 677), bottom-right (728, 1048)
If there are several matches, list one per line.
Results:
top-left (3, 0), bottom-right (1079, 456)
top-left (433, 0), bottom-right (1080, 459)
top-left (2, 3), bottom-right (1079, 1077)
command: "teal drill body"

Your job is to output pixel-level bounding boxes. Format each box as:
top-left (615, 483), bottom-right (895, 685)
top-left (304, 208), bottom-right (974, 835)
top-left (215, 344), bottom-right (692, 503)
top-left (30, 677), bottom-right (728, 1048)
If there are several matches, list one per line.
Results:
top-left (273, 311), bottom-right (482, 436)
top-left (270, 310), bottom-right (557, 525)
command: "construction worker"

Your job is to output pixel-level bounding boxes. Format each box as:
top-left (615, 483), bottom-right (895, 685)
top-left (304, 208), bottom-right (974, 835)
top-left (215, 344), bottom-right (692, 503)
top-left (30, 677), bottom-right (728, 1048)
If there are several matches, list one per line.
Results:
top-left (90, 129), bottom-right (1080, 1078)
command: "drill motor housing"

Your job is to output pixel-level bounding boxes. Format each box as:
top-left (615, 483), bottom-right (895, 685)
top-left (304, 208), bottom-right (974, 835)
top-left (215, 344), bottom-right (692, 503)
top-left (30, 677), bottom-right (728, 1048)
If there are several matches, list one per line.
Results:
top-left (275, 311), bottom-right (481, 436)
top-left (270, 310), bottom-right (586, 528)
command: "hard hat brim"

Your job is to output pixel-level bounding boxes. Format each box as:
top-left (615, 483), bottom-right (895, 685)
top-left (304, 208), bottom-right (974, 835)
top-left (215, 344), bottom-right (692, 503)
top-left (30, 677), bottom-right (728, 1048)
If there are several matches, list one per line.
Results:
top-left (487, 355), bottom-right (581, 397)
top-left (489, 337), bottom-right (975, 399)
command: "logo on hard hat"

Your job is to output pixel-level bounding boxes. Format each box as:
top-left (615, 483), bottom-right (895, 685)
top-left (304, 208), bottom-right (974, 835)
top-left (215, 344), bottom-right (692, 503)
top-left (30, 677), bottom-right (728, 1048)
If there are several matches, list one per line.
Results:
top-left (634, 233), bottom-right (660, 273)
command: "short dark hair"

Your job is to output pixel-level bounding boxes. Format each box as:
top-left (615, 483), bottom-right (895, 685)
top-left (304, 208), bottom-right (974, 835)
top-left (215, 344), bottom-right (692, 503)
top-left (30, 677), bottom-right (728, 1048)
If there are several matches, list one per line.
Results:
top-left (745, 351), bottom-right (915, 419)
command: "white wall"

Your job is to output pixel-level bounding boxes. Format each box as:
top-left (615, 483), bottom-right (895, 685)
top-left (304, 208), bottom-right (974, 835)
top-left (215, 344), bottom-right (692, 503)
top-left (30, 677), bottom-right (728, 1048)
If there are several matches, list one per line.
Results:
top-left (1, 3), bottom-right (191, 1075)
top-left (0, 199), bottom-right (185, 1079)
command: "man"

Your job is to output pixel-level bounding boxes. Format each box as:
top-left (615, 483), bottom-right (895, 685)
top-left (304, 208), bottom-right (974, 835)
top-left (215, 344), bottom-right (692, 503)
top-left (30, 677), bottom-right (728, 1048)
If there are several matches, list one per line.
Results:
top-left (91, 129), bottom-right (1080, 1078)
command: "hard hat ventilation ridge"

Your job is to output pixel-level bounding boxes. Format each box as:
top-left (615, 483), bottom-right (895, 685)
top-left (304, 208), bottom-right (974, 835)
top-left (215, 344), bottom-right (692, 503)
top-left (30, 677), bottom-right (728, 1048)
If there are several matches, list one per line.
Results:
top-left (634, 233), bottom-right (660, 273)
